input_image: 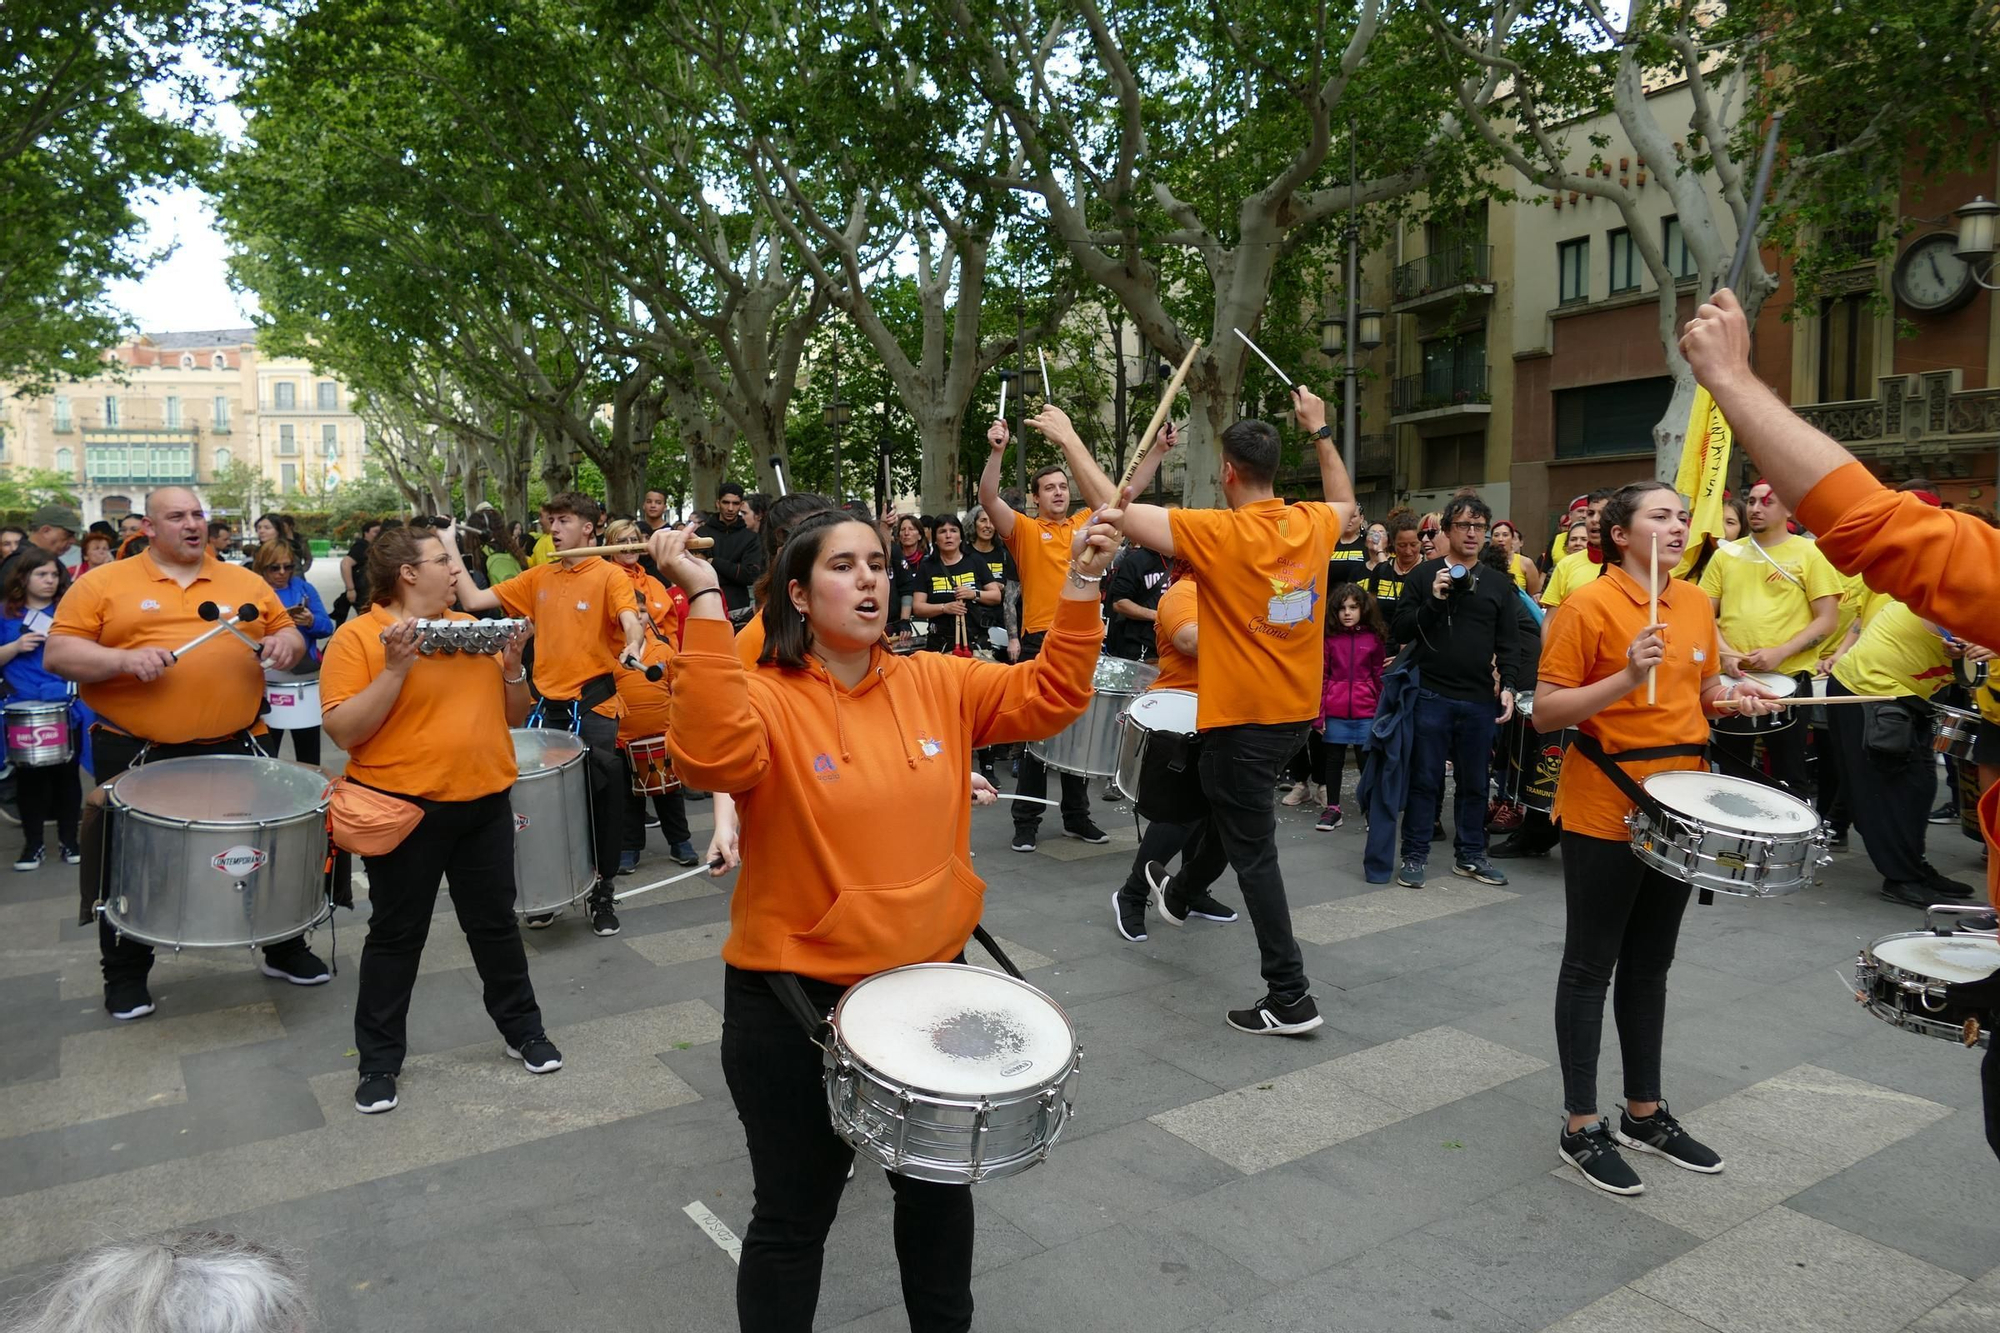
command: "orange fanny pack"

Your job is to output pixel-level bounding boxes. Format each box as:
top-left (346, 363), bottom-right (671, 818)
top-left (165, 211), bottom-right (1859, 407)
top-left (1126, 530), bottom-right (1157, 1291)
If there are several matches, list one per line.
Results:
top-left (327, 778), bottom-right (425, 858)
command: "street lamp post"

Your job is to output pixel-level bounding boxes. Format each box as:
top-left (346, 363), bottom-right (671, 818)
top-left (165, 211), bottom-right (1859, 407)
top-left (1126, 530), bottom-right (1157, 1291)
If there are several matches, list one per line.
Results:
top-left (823, 341), bottom-right (852, 504)
top-left (1320, 305), bottom-right (1384, 486)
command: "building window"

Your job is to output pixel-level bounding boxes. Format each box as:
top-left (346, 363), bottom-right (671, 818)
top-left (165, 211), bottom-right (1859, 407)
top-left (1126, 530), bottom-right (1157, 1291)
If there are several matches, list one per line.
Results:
top-left (1607, 229), bottom-right (1640, 293)
top-left (212, 352), bottom-right (228, 370)
top-left (213, 446), bottom-right (233, 471)
top-left (1422, 431), bottom-right (1486, 489)
top-left (1554, 376), bottom-right (1677, 457)
top-left (1818, 292), bottom-right (1878, 402)
top-left (103, 395), bottom-right (120, 428)
top-left (278, 424), bottom-right (296, 454)
top-left (274, 381), bottom-right (296, 410)
top-left (321, 424), bottom-right (339, 456)
top-left (1661, 216), bottom-right (1697, 281)
top-left (280, 462), bottom-right (298, 493)
top-left (180, 353), bottom-right (195, 370)
top-left (0, 429), bottom-right (8, 463)
top-left (1558, 238), bottom-right (1590, 305)
top-left (164, 395), bottom-right (182, 428)
top-left (213, 395), bottom-right (230, 430)
top-left (54, 446), bottom-right (73, 473)
top-left (317, 381), bottom-right (337, 411)
top-left (53, 396), bottom-right (71, 432)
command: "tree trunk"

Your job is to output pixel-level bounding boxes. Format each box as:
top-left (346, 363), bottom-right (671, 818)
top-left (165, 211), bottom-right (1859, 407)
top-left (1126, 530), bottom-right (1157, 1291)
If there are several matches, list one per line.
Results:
top-left (918, 408), bottom-right (963, 513)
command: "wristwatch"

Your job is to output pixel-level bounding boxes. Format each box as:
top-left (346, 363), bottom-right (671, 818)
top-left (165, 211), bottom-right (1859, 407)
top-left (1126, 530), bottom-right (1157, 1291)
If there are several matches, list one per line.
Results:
top-left (1314, 424), bottom-right (1334, 441)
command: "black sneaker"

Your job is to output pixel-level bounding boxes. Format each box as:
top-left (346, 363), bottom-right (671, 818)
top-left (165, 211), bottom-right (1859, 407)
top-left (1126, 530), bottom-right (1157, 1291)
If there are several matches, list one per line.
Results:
top-left (1063, 820), bottom-right (1110, 844)
top-left (1921, 863), bottom-right (1977, 900)
top-left (259, 946), bottom-right (332, 986)
top-left (1396, 857), bottom-right (1427, 888)
top-left (1011, 828), bottom-right (1038, 853)
top-left (1880, 878), bottom-right (1933, 907)
top-left (1180, 889), bottom-right (1238, 923)
top-left (669, 841), bottom-right (699, 867)
top-left (12, 844), bottom-right (42, 872)
top-left (105, 985), bottom-right (155, 1021)
top-left (1315, 804), bottom-right (1342, 832)
top-left (1560, 1119), bottom-right (1644, 1195)
top-left (1112, 891), bottom-right (1148, 942)
top-left (1928, 799), bottom-right (1959, 825)
top-left (525, 912), bottom-right (556, 929)
top-left (644, 812), bottom-right (661, 829)
top-left (1487, 833), bottom-right (1549, 860)
top-left (1452, 857), bottom-right (1509, 886)
top-left (59, 843), bottom-right (80, 866)
top-left (506, 1034), bottom-right (564, 1074)
top-left (1226, 992), bottom-right (1323, 1035)
top-left (616, 850), bottom-right (640, 876)
top-left (355, 1073), bottom-right (399, 1114)
top-left (1146, 861), bottom-right (1188, 927)
top-left (1614, 1102), bottom-right (1723, 1173)
top-left (590, 899), bottom-right (621, 937)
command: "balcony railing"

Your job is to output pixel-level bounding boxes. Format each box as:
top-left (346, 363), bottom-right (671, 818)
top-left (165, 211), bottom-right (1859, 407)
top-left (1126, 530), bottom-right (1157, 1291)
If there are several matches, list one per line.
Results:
top-left (1392, 363), bottom-right (1491, 416)
top-left (1392, 244), bottom-right (1494, 304)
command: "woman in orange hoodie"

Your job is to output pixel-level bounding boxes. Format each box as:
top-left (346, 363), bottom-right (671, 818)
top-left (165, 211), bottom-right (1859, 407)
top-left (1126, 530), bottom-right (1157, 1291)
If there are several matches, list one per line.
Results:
top-left (649, 509), bottom-right (1114, 1333)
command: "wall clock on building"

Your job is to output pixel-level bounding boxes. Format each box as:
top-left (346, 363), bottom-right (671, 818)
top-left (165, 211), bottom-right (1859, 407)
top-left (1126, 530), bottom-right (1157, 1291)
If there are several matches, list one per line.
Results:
top-left (1893, 234), bottom-right (1977, 314)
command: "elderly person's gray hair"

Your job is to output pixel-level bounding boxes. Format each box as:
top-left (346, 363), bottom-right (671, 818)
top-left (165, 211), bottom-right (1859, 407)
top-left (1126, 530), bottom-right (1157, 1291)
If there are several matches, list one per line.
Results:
top-left (6, 1232), bottom-right (312, 1333)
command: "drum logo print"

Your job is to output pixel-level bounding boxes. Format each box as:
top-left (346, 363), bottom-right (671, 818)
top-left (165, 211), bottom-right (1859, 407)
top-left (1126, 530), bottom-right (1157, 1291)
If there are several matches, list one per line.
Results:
top-left (514, 812), bottom-right (530, 832)
top-left (211, 845), bottom-right (267, 877)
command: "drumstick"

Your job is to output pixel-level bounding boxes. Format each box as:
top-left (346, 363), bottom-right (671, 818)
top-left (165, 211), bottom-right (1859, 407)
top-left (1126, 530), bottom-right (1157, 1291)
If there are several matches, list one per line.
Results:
top-left (1232, 327), bottom-right (1293, 386)
top-left (1038, 348), bottom-right (1051, 399)
top-left (556, 538), bottom-right (713, 558)
top-left (1119, 339), bottom-right (1203, 499)
top-left (1715, 694), bottom-right (1900, 710)
top-left (1647, 533), bottom-right (1658, 705)
top-left (993, 793), bottom-right (1062, 806)
top-left (997, 372), bottom-right (1007, 424)
top-left (169, 604), bottom-right (261, 661)
top-left (612, 855), bottom-right (730, 901)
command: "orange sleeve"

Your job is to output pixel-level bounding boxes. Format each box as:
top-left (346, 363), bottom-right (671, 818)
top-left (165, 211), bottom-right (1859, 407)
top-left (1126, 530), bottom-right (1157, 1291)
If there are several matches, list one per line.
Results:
top-left (1796, 462), bottom-right (2000, 646)
top-left (956, 595), bottom-right (1105, 747)
top-left (318, 622), bottom-right (371, 709)
top-left (50, 571), bottom-right (108, 639)
top-left (603, 567), bottom-right (638, 619)
top-left (666, 616), bottom-right (770, 793)
top-left (493, 565), bottom-right (539, 618)
top-left (1537, 588), bottom-right (1594, 690)
top-left (1157, 582), bottom-right (1196, 644)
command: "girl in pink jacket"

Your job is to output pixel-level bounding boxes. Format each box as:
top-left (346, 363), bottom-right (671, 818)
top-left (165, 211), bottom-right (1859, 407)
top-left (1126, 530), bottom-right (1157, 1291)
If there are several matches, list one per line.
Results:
top-left (1316, 583), bottom-right (1386, 830)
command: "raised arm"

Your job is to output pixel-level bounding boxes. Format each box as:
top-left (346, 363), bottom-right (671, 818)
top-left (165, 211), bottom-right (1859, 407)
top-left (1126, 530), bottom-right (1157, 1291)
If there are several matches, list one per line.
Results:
top-left (1026, 405), bottom-right (1118, 510)
top-left (978, 420), bottom-right (1019, 540)
top-left (1292, 386), bottom-right (1356, 523)
top-left (1109, 502), bottom-right (1175, 557)
top-left (436, 521), bottom-right (503, 612)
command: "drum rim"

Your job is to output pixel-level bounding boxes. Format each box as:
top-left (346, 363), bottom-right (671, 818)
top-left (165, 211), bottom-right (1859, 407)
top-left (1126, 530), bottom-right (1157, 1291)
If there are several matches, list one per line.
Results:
top-left (1639, 769), bottom-right (1821, 835)
top-left (2, 699), bottom-right (70, 713)
top-left (107, 753), bottom-right (331, 826)
top-left (831, 961), bottom-right (1079, 1099)
top-left (511, 725), bottom-right (589, 772)
top-left (1864, 930), bottom-right (2000, 987)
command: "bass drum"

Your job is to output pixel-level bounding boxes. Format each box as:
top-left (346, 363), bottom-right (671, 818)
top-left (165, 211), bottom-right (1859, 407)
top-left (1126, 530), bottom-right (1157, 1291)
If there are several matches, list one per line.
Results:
top-left (1501, 692), bottom-right (1572, 814)
top-left (511, 727), bottom-right (596, 917)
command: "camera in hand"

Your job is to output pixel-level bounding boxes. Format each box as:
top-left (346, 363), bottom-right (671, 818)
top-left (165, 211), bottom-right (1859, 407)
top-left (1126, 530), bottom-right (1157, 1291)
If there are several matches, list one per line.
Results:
top-left (1446, 563), bottom-right (1477, 596)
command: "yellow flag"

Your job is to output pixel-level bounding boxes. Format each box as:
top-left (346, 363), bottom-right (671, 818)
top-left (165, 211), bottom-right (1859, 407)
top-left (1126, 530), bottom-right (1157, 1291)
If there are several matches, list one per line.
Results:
top-left (1671, 386), bottom-right (1732, 578)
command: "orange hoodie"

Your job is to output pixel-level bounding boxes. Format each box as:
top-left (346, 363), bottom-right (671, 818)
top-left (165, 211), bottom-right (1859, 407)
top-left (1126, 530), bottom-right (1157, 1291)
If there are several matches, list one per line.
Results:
top-left (668, 595), bottom-right (1103, 984)
top-left (1794, 460), bottom-right (2000, 907)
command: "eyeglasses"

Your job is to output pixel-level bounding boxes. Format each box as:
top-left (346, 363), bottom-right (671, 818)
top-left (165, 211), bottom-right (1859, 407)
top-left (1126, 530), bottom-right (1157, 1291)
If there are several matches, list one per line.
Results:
top-left (1448, 521), bottom-right (1489, 535)
top-left (267, 563), bottom-right (296, 573)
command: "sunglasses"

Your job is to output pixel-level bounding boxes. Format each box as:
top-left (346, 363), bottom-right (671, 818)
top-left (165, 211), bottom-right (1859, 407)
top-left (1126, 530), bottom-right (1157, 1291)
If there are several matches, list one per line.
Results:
top-left (267, 563), bottom-right (296, 573)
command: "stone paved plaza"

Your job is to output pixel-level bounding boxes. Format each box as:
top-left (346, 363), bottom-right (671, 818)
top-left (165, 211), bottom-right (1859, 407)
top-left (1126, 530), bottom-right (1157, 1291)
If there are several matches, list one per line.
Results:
top-left (2, 764), bottom-right (1996, 1332)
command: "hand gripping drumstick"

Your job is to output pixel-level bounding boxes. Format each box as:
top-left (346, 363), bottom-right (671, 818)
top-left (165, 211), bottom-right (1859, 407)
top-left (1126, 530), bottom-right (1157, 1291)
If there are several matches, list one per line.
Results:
top-left (613, 855), bottom-right (730, 901)
top-left (1716, 693), bottom-right (1899, 710)
top-left (550, 537), bottom-right (714, 558)
top-left (1116, 339), bottom-right (1203, 501)
top-left (170, 602), bottom-right (261, 661)
top-left (619, 651), bottom-right (665, 682)
top-left (1647, 533), bottom-right (1658, 705)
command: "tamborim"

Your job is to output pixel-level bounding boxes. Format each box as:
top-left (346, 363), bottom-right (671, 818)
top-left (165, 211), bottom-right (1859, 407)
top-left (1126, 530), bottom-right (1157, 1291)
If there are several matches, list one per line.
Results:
top-left (1626, 769), bottom-right (1827, 898)
top-left (1029, 655), bottom-right (1158, 778)
top-left (826, 963), bottom-right (1081, 1184)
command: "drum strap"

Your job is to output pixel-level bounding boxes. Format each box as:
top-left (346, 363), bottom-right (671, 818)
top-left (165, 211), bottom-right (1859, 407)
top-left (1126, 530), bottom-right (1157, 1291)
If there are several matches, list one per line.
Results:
top-left (1567, 732), bottom-right (1718, 906)
top-left (766, 925), bottom-right (1029, 1045)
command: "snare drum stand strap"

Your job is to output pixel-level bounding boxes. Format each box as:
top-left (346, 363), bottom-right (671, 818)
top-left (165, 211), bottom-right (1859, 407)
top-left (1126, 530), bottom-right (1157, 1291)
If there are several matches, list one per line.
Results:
top-left (972, 924), bottom-right (1028, 981)
top-left (1568, 732), bottom-right (1717, 906)
top-left (769, 973), bottom-right (834, 1051)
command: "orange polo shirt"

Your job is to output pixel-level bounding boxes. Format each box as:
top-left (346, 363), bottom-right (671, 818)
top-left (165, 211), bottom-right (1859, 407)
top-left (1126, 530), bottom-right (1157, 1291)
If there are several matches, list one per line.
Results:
top-left (51, 552), bottom-right (290, 744)
top-left (1538, 564), bottom-right (1720, 841)
top-left (492, 557), bottom-right (636, 718)
top-left (1152, 579), bottom-right (1199, 694)
top-left (1168, 499), bottom-right (1341, 729)
top-left (320, 608), bottom-right (517, 802)
top-left (1002, 508), bottom-right (1093, 635)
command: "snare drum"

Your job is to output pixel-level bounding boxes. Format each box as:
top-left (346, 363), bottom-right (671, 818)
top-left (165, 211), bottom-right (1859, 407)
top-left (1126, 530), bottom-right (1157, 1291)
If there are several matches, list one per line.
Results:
top-left (263, 666), bottom-right (322, 729)
top-left (825, 963), bottom-right (1081, 1184)
top-left (1112, 689), bottom-right (1201, 822)
top-left (1855, 928), bottom-right (2000, 1046)
top-left (101, 755), bottom-right (332, 949)
top-left (1627, 769), bottom-right (1828, 898)
top-left (1711, 671), bottom-right (1800, 735)
top-left (512, 728), bottom-right (596, 917)
top-left (1501, 692), bottom-right (1572, 814)
top-left (627, 734), bottom-right (681, 795)
top-left (1934, 703), bottom-right (1980, 763)
top-left (1030, 656), bottom-right (1159, 778)
top-left (3, 700), bottom-right (74, 767)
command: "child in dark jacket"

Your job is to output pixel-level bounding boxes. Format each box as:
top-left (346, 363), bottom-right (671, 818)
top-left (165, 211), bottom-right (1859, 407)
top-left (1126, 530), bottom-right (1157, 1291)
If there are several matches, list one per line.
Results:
top-left (1315, 583), bottom-right (1386, 830)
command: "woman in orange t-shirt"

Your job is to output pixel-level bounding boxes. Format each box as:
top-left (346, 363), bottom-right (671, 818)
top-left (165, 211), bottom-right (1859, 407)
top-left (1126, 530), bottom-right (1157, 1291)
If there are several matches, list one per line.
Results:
top-left (1533, 481), bottom-right (1783, 1198)
top-left (648, 510), bottom-right (1114, 1333)
top-left (320, 527), bottom-right (550, 1117)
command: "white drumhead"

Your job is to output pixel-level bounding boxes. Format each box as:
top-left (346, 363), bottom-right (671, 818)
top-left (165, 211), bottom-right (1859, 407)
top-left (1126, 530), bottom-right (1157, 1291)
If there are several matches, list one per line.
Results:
top-left (1641, 770), bottom-right (1819, 834)
top-left (1127, 689), bottom-right (1199, 734)
top-left (1744, 671), bottom-right (1799, 699)
top-left (1872, 933), bottom-right (2000, 983)
top-left (838, 964), bottom-right (1074, 1096)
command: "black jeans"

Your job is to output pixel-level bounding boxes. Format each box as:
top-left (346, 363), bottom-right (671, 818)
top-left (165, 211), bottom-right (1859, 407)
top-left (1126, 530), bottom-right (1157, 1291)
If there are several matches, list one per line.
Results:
top-left (721, 966), bottom-right (974, 1332)
top-left (1315, 739), bottom-right (1355, 809)
top-left (534, 707), bottom-right (622, 899)
top-left (1553, 831), bottom-right (1691, 1116)
top-left (1711, 716), bottom-right (1809, 795)
top-left (16, 757), bottom-right (80, 851)
top-left (1117, 817), bottom-right (1200, 909)
top-left (354, 789), bottom-right (542, 1075)
top-left (1825, 680), bottom-right (1935, 883)
top-left (1012, 631), bottom-right (1088, 831)
top-left (1172, 722), bottom-right (1311, 1003)
top-left (93, 730), bottom-right (315, 993)
top-left (265, 725), bottom-right (322, 767)
top-left (622, 783), bottom-right (691, 850)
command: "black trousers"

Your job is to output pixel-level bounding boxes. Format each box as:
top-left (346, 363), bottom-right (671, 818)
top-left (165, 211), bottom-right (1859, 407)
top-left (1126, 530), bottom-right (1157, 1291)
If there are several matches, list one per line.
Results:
top-left (721, 966), bottom-right (973, 1333)
top-left (265, 725), bottom-right (322, 767)
top-left (16, 757), bottom-right (80, 850)
top-left (1553, 831), bottom-right (1691, 1116)
top-left (1811, 726), bottom-right (1849, 835)
top-left (623, 781), bottom-right (691, 850)
top-left (354, 789), bottom-right (542, 1075)
top-left (1117, 817), bottom-right (1200, 909)
top-left (1711, 717), bottom-right (1809, 795)
top-left (534, 707), bottom-right (622, 899)
top-left (94, 730), bottom-right (314, 992)
top-left (1012, 631), bottom-right (1088, 831)
top-left (1315, 738), bottom-right (1355, 809)
top-left (1172, 722), bottom-right (1311, 1003)
top-left (1825, 681), bottom-right (1935, 883)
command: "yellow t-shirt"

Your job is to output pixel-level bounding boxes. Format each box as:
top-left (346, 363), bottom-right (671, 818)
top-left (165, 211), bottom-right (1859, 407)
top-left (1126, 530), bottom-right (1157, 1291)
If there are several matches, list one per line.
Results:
top-left (1697, 535), bottom-right (1843, 675)
top-left (1832, 600), bottom-right (1954, 701)
top-left (529, 533), bottom-right (556, 567)
top-left (1508, 553), bottom-right (1529, 591)
top-left (1539, 549), bottom-right (1598, 609)
top-left (1817, 570), bottom-right (1870, 660)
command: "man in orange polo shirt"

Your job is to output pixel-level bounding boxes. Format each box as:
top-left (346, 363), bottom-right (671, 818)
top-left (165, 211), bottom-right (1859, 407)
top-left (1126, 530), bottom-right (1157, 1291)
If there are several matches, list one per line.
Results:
top-left (45, 486), bottom-right (319, 1022)
top-left (1108, 386), bottom-right (1355, 1035)
top-left (443, 493), bottom-right (645, 937)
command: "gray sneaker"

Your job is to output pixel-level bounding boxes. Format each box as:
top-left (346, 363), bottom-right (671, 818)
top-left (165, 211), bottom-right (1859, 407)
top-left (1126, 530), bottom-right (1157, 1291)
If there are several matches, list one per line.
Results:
top-left (1453, 857), bottom-right (1509, 886)
top-left (1396, 857), bottom-right (1427, 888)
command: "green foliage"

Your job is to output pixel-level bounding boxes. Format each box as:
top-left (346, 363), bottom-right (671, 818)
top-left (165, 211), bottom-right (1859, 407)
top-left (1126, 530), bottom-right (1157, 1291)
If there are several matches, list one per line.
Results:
top-left (0, 467), bottom-right (79, 510)
top-left (202, 458), bottom-right (263, 518)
